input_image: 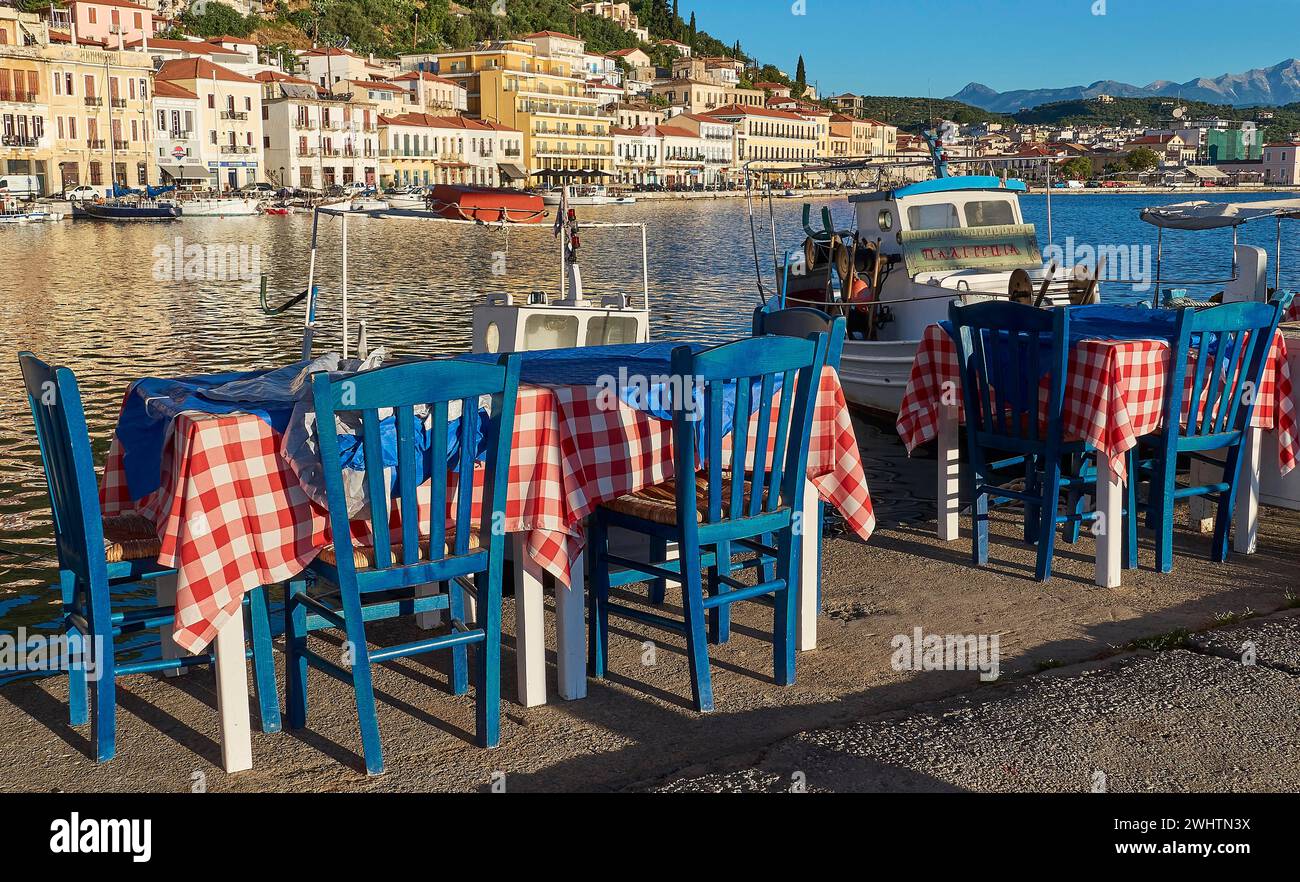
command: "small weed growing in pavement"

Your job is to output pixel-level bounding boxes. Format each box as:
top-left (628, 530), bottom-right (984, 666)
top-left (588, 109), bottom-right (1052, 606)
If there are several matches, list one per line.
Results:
top-left (1035, 658), bottom-right (1064, 672)
top-left (1127, 628), bottom-right (1191, 652)
top-left (1210, 608), bottom-right (1258, 627)
top-left (1283, 590), bottom-right (1300, 610)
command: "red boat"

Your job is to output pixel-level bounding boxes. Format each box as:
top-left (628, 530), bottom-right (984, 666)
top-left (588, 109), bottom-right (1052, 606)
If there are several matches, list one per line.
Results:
top-left (426, 185), bottom-right (547, 224)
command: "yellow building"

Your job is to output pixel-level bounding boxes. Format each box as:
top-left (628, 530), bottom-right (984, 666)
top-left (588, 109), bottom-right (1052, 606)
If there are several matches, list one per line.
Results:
top-left (432, 40), bottom-right (613, 185)
top-left (1, 7), bottom-right (154, 195)
top-left (706, 103), bottom-right (819, 168)
top-left (0, 8), bottom-right (49, 191)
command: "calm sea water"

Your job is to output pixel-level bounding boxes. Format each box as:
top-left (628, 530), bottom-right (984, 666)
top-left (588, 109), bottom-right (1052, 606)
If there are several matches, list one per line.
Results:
top-left (2, 191), bottom-right (1297, 644)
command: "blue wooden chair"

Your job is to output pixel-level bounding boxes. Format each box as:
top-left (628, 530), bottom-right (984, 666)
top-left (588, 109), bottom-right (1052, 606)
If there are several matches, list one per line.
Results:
top-left (1140, 295), bottom-right (1292, 572)
top-left (947, 303), bottom-right (1138, 581)
top-left (285, 354), bottom-right (521, 774)
top-left (18, 352), bottom-right (280, 763)
top-left (587, 333), bottom-right (828, 712)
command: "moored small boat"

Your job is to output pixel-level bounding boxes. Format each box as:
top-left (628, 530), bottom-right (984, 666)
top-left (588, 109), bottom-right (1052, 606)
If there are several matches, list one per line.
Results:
top-left (72, 198), bottom-right (181, 222)
top-left (380, 185), bottom-right (546, 224)
top-left (162, 195), bottom-right (260, 217)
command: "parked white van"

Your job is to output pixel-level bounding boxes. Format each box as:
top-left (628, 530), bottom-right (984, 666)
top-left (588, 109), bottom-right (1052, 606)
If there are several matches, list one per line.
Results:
top-left (0, 175), bottom-right (41, 198)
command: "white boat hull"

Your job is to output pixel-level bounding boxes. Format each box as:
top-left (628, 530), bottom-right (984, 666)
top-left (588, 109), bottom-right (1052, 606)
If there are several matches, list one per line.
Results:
top-left (170, 197), bottom-right (261, 217)
top-left (837, 337), bottom-right (919, 416)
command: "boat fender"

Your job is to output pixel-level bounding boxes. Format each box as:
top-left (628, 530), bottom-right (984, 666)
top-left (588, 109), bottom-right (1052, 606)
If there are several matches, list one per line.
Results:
top-left (849, 277), bottom-right (875, 312)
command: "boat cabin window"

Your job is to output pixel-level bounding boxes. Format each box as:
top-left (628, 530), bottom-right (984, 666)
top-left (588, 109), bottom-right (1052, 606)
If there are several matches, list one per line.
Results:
top-left (963, 200), bottom-right (1017, 227)
top-left (906, 203), bottom-right (960, 231)
top-left (524, 314), bottom-right (579, 350)
top-left (586, 315), bottom-right (641, 346)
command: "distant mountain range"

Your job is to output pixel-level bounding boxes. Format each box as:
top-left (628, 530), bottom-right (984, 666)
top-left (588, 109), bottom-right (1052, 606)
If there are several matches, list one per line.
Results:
top-left (951, 59), bottom-right (1300, 112)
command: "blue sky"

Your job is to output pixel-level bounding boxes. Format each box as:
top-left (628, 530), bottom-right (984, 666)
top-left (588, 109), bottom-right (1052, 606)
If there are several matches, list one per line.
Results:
top-left (688, 0), bottom-right (1300, 98)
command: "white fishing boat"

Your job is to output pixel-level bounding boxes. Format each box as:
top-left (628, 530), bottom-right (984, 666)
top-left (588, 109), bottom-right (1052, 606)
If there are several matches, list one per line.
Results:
top-left (0, 196), bottom-right (64, 223)
top-left (749, 136), bottom-right (1094, 418)
top-left (163, 195), bottom-right (261, 217)
top-left (542, 184), bottom-right (629, 207)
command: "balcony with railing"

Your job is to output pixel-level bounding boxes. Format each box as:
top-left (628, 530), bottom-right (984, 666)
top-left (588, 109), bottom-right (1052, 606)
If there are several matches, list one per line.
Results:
top-left (166, 130), bottom-right (193, 141)
top-left (0, 90), bottom-right (38, 103)
top-left (220, 144), bottom-right (254, 154)
top-left (296, 147), bottom-right (319, 157)
top-left (533, 145), bottom-right (613, 158)
top-left (113, 140), bottom-right (129, 150)
top-left (503, 146), bottom-right (522, 157)
top-left (220, 110), bottom-right (249, 121)
top-left (111, 98), bottom-right (127, 108)
top-left (86, 139), bottom-right (106, 148)
top-left (1, 135), bottom-right (39, 148)
top-left (293, 120), bottom-right (319, 130)
top-left (84, 96), bottom-right (103, 107)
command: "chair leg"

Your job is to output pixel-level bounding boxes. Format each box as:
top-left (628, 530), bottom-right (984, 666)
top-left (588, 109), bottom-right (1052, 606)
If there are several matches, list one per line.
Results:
top-left (1124, 450), bottom-right (1139, 570)
top-left (246, 585), bottom-right (281, 734)
top-left (972, 473), bottom-right (989, 566)
top-left (773, 527), bottom-right (798, 687)
top-left (678, 529), bottom-right (714, 713)
top-left (1024, 457), bottom-right (1041, 545)
top-left (474, 570), bottom-right (502, 749)
top-left (1154, 452), bottom-right (1178, 574)
top-left (1212, 443), bottom-right (1247, 564)
top-left (759, 531), bottom-right (776, 584)
top-left (284, 580), bottom-right (309, 729)
top-left (648, 536), bottom-right (667, 605)
top-left (446, 579), bottom-right (468, 696)
top-left (88, 626), bottom-right (116, 763)
top-left (1035, 456), bottom-right (1063, 582)
top-left (707, 540), bottom-right (730, 645)
top-left (587, 513), bottom-right (610, 679)
top-left (340, 606), bottom-right (383, 775)
top-left (61, 571), bottom-right (87, 728)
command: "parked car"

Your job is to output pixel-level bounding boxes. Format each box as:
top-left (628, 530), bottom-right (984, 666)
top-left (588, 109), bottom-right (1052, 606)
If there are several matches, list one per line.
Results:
top-left (239, 182), bottom-right (276, 198)
top-left (62, 184), bottom-right (99, 201)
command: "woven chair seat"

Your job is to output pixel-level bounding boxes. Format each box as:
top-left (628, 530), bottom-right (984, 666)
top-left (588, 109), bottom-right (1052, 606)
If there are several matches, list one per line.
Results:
top-left (318, 528), bottom-right (482, 569)
top-left (604, 474), bottom-right (759, 525)
top-left (102, 513), bottom-right (162, 563)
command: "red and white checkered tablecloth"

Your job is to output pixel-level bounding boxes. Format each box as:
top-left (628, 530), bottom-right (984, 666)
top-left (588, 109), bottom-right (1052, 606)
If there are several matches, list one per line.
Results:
top-left (896, 323), bottom-right (1298, 482)
top-left (101, 368), bottom-right (873, 654)
top-left (1286, 300), bottom-right (1300, 324)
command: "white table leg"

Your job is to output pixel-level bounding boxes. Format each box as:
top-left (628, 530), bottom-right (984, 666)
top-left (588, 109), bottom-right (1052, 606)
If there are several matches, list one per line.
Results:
top-left (511, 534), bottom-right (547, 707)
top-left (797, 478), bottom-right (819, 652)
top-left (936, 403), bottom-right (961, 541)
top-left (154, 573), bottom-right (187, 677)
top-left (554, 548), bottom-right (586, 701)
top-left (1234, 426), bottom-right (1262, 554)
top-left (212, 605), bottom-right (253, 774)
top-left (1096, 454), bottom-right (1124, 589)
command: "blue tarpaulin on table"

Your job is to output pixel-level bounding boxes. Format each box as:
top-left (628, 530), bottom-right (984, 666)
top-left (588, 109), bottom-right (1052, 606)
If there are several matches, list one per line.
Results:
top-left (116, 371), bottom-right (295, 501)
top-left (115, 364), bottom-right (485, 505)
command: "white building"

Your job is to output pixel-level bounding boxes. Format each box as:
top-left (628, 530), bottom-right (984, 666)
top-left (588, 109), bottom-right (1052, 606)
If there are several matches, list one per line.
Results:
top-left (258, 70), bottom-right (379, 191)
top-left (671, 112), bottom-right (736, 186)
top-left (524, 31), bottom-right (585, 65)
top-left (387, 70), bottom-right (467, 114)
top-left (295, 47), bottom-right (392, 92)
top-left (378, 113), bottom-right (523, 189)
top-left (582, 53), bottom-right (622, 87)
top-left (612, 125), bottom-right (659, 187)
top-left (155, 57), bottom-right (264, 189)
top-left (151, 77), bottom-right (204, 188)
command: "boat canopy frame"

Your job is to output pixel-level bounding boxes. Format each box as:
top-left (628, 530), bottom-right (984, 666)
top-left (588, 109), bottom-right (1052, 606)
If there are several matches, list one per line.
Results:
top-left (1139, 198), bottom-right (1300, 305)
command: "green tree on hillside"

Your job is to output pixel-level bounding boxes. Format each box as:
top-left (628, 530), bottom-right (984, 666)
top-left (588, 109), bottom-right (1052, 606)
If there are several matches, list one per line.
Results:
top-left (182, 1), bottom-right (255, 38)
top-left (795, 55), bottom-right (806, 86)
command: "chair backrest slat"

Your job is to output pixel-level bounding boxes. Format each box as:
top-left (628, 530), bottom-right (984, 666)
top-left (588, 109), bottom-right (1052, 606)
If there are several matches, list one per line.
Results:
top-left (311, 356), bottom-right (520, 587)
top-left (705, 383), bottom-right (723, 522)
top-left (18, 353), bottom-right (109, 586)
top-left (394, 405), bottom-right (420, 566)
top-left (767, 368), bottom-right (796, 512)
top-left (429, 400), bottom-right (448, 559)
top-left (455, 396), bottom-right (478, 557)
top-left (729, 376), bottom-right (751, 520)
top-left (360, 407), bottom-right (392, 569)
top-left (748, 371), bottom-right (776, 517)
